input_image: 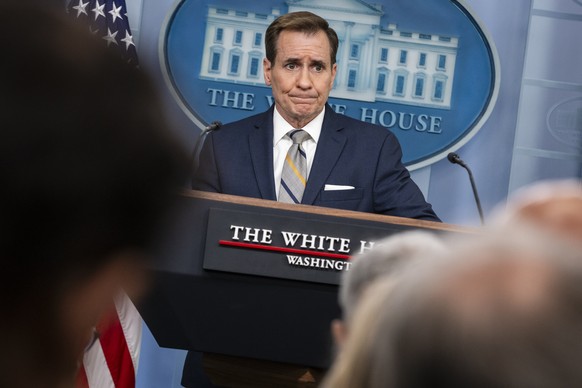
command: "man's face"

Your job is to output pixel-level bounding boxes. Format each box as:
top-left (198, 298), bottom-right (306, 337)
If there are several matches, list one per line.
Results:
top-left (263, 30), bottom-right (337, 129)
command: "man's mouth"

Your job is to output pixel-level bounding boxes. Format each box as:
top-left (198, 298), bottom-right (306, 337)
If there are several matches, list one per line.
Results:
top-left (290, 95), bottom-right (317, 101)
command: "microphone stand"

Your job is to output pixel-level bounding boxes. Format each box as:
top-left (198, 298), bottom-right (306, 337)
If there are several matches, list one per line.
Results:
top-left (447, 152), bottom-right (485, 225)
top-left (192, 121), bottom-right (221, 172)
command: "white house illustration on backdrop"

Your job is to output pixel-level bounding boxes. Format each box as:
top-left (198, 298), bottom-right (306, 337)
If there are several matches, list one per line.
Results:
top-left (199, 0), bottom-right (459, 109)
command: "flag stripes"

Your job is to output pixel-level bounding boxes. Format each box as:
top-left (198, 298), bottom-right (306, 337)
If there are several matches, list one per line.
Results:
top-left (79, 294), bottom-right (141, 388)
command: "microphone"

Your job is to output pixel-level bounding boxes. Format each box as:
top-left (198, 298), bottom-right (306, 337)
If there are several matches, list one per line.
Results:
top-left (447, 152), bottom-right (485, 225)
top-left (203, 120), bottom-right (222, 134)
top-left (192, 121), bottom-right (222, 173)
top-left (447, 152), bottom-right (466, 167)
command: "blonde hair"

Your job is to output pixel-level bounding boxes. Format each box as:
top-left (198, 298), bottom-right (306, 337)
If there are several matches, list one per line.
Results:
top-left (322, 278), bottom-right (399, 388)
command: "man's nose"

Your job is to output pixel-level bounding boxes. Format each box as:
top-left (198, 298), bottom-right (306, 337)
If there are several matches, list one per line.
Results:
top-left (296, 67), bottom-right (312, 89)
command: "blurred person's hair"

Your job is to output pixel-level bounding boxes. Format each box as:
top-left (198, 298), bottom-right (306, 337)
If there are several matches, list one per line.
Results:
top-left (491, 179), bottom-right (582, 243)
top-left (0, 4), bottom-right (186, 387)
top-left (493, 179), bottom-right (582, 217)
top-left (339, 231), bottom-right (446, 323)
top-left (265, 11), bottom-right (339, 65)
top-left (323, 229), bottom-right (582, 388)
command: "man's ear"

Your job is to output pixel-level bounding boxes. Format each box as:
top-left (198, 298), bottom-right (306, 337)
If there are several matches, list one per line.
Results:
top-left (330, 63), bottom-right (337, 87)
top-left (331, 319), bottom-right (348, 348)
top-left (263, 58), bottom-right (272, 86)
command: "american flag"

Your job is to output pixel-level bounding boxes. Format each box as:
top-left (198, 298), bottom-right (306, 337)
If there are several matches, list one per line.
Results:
top-left (66, 1), bottom-right (142, 387)
top-left (67, 0), bottom-right (138, 66)
top-left (77, 294), bottom-right (142, 388)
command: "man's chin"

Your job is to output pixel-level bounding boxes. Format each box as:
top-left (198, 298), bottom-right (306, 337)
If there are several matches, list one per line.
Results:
top-left (291, 105), bottom-right (322, 118)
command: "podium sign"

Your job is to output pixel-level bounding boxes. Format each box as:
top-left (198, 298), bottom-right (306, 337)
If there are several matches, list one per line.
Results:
top-left (139, 191), bottom-right (465, 368)
top-left (204, 208), bottom-right (418, 285)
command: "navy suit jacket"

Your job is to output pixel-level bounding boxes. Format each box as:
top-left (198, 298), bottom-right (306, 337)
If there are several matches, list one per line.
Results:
top-left (193, 105), bottom-right (439, 221)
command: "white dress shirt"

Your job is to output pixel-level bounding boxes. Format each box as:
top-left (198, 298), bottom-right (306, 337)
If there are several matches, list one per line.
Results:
top-left (273, 106), bottom-right (324, 199)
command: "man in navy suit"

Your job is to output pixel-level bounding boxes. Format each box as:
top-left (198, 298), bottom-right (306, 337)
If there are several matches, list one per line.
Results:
top-left (186, 10), bottom-right (439, 388)
top-left (193, 11), bottom-right (439, 222)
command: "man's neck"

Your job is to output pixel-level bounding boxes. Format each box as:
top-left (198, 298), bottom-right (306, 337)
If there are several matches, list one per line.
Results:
top-left (274, 105), bottom-right (325, 129)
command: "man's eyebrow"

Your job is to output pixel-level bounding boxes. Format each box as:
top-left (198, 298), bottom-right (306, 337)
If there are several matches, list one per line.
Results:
top-left (311, 59), bottom-right (326, 68)
top-left (281, 57), bottom-right (327, 65)
top-left (283, 57), bottom-right (300, 64)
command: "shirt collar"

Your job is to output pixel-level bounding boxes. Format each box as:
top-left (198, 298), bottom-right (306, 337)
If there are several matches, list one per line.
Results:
top-left (273, 106), bottom-right (325, 146)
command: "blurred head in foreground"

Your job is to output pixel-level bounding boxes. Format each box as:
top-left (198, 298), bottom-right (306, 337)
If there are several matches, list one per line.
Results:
top-left (323, 230), bottom-right (582, 388)
top-left (332, 231), bottom-right (447, 347)
top-left (0, 4), bottom-right (186, 388)
top-left (492, 179), bottom-right (582, 244)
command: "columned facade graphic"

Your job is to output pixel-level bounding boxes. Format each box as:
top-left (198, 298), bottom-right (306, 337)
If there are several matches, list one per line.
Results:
top-left (199, 0), bottom-right (459, 109)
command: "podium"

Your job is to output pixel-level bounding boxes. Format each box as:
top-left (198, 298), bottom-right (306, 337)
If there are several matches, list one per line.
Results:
top-left (138, 190), bottom-right (465, 386)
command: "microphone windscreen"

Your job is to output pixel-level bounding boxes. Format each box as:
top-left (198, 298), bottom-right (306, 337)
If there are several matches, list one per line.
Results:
top-left (447, 152), bottom-right (459, 164)
top-left (204, 121), bottom-right (222, 132)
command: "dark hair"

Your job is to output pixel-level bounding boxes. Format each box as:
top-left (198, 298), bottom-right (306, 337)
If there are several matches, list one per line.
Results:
top-left (265, 11), bottom-right (339, 65)
top-left (0, 4), bottom-right (186, 387)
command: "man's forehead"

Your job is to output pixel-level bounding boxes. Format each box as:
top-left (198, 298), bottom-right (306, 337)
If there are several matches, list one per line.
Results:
top-left (275, 30), bottom-right (331, 62)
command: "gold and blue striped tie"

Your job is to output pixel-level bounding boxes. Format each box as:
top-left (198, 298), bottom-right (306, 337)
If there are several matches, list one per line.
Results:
top-left (279, 129), bottom-right (311, 204)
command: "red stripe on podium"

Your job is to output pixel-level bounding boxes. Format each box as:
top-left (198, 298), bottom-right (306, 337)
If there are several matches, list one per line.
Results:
top-left (218, 240), bottom-right (351, 260)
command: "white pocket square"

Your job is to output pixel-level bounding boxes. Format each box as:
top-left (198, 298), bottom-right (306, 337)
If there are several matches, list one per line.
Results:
top-left (324, 184), bottom-right (355, 191)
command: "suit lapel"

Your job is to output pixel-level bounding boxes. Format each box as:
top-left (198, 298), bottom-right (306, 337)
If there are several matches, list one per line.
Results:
top-left (249, 109), bottom-right (277, 200)
top-left (302, 108), bottom-right (347, 205)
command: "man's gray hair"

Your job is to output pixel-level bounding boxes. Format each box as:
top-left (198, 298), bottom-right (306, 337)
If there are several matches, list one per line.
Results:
top-left (339, 230), bottom-right (447, 322)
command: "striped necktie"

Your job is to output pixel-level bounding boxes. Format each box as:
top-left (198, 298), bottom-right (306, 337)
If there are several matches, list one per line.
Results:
top-left (278, 129), bottom-right (311, 204)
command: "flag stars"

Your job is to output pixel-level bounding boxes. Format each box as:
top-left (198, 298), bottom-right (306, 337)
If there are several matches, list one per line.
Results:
top-left (121, 30), bottom-right (135, 49)
top-left (103, 28), bottom-right (118, 47)
top-left (72, 0), bottom-right (89, 17)
top-left (92, 0), bottom-right (105, 21)
top-left (66, 0), bottom-right (139, 65)
top-left (109, 2), bottom-right (123, 23)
